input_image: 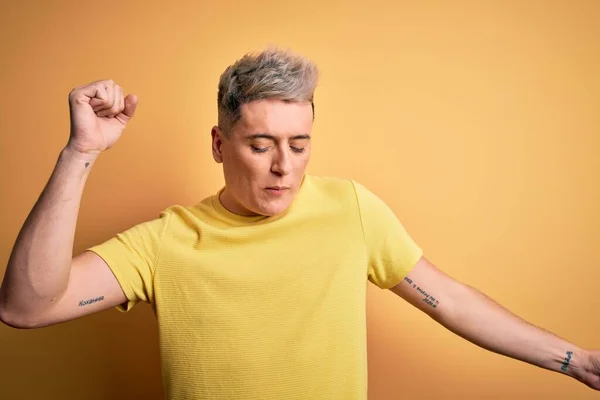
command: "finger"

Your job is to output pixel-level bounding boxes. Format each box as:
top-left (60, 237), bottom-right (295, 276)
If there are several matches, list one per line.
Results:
top-left (90, 97), bottom-right (104, 110)
top-left (118, 87), bottom-right (124, 115)
top-left (70, 82), bottom-right (109, 112)
top-left (91, 83), bottom-right (111, 113)
top-left (71, 80), bottom-right (108, 103)
top-left (120, 94), bottom-right (139, 119)
top-left (97, 83), bottom-right (120, 117)
top-left (105, 85), bottom-right (123, 118)
top-left (117, 86), bottom-right (125, 116)
top-left (106, 82), bottom-right (117, 113)
top-left (89, 80), bottom-right (112, 109)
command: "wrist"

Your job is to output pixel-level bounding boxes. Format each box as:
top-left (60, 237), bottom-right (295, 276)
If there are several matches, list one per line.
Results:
top-left (60, 145), bottom-right (100, 164)
top-left (560, 347), bottom-right (589, 380)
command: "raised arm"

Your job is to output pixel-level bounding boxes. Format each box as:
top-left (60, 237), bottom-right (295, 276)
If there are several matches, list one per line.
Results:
top-left (0, 80), bottom-right (138, 328)
top-left (390, 256), bottom-right (600, 390)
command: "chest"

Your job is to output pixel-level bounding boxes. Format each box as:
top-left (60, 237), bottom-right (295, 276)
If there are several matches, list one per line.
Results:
top-left (153, 218), bottom-right (368, 320)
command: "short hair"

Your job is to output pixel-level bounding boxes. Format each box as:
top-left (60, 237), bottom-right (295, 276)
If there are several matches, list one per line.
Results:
top-left (217, 46), bottom-right (319, 136)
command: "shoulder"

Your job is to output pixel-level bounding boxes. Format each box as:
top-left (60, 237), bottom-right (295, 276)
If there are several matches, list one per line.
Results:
top-left (304, 174), bottom-right (377, 195)
top-left (303, 174), bottom-right (356, 197)
top-left (148, 204), bottom-right (199, 234)
top-left (301, 174), bottom-right (387, 212)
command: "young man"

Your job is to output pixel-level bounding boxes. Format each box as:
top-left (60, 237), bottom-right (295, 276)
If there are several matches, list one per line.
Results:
top-left (1, 48), bottom-right (598, 399)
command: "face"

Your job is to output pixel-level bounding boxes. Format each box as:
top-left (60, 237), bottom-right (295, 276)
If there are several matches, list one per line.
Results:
top-left (211, 99), bottom-right (313, 216)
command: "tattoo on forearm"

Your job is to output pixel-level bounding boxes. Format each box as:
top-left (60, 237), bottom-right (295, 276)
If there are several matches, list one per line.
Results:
top-left (78, 296), bottom-right (104, 307)
top-left (85, 162), bottom-right (90, 168)
top-left (561, 351), bottom-right (573, 372)
top-left (404, 277), bottom-right (439, 308)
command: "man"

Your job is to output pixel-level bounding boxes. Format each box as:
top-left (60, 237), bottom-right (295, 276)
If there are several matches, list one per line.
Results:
top-left (0, 47), bottom-right (598, 399)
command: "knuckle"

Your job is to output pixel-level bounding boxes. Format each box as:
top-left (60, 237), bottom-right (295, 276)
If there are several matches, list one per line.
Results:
top-left (69, 91), bottom-right (84, 104)
top-left (69, 86), bottom-right (80, 97)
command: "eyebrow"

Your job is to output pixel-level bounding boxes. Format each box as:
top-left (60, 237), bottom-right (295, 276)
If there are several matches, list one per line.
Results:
top-left (245, 133), bottom-right (311, 141)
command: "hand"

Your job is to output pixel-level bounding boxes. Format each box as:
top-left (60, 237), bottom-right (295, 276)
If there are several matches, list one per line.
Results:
top-left (66, 79), bottom-right (138, 156)
top-left (573, 350), bottom-right (600, 390)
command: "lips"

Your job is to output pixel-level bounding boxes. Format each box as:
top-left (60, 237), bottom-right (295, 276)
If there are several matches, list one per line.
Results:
top-left (265, 187), bottom-right (289, 196)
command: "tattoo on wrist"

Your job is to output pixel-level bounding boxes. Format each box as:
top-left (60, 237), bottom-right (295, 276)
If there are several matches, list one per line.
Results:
top-left (404, 277), bottom-right (439, 308)
top-left (561, 351), bottom-right (573, 372)
top-left (78, 296), bottom-right (104, 307)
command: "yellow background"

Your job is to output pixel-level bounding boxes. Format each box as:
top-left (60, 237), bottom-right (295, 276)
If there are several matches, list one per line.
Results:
top-left (1, 1), bottom-right (598, 398)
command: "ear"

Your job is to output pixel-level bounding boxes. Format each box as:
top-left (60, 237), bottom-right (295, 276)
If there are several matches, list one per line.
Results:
top-left (211, 126), bottom-right (224, 163)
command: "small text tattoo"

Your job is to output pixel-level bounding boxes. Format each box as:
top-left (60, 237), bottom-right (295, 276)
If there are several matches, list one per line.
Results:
top-left (85, 162), bottom-right (90, 168)
top-left (561, 351), bottom-right (573, 372)
top-left (78, 296), bottom-right (104, 307)
top-left (404, 277), bottom-right (439, 308)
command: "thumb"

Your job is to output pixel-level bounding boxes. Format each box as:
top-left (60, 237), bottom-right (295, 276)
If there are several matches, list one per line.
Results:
top-left (121, 94), bottom-right (139, 119)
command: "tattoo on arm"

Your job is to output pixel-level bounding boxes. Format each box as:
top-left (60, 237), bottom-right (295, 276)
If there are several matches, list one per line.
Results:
top-left (561, 351), bottom-right (573, 372)
top-left (404, 277), bottom-right (439, 308)
top-left (85, 162), bottom-right (89, 168)
top-left (78, 296), bottom-right (104, 307)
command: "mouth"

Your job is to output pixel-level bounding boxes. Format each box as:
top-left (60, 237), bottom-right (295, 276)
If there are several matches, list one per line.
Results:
top-left (265, 186), bottom-right (290, 196)
top-left (266, 186), bottom-right (289, 190)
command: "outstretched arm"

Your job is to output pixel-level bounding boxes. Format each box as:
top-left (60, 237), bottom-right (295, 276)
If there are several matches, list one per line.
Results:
top-left (390, 256), bottom-right (600, 390)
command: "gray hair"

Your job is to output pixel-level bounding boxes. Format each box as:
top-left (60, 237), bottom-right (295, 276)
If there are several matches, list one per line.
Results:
top-left (217, 47), bottom-right (319, 135)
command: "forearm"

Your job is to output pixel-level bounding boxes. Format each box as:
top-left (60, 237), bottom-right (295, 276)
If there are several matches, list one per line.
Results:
top-left (436, 284), bottom-right (587, 379)
top-left (0, 146), bottom-right (97, 318)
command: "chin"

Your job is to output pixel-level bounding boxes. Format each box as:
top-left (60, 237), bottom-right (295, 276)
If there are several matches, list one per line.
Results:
top-left (254, 198), bottom-right (292, 217)
top-left (255, 205), bottom-right (287, 217)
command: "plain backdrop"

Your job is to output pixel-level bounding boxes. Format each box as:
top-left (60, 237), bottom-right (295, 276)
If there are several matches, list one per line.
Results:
top-left (0, 1), bottom-right (598, 399)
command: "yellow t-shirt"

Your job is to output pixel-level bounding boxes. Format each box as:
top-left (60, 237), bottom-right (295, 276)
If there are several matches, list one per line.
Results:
top-left (87, 174), bottom-right (423, 400)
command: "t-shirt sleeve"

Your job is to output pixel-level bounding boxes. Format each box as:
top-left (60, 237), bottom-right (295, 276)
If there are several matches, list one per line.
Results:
top-left (85, 210), bottom-right (172, 312)
top-left (351, 180), bottom-right (423, 289)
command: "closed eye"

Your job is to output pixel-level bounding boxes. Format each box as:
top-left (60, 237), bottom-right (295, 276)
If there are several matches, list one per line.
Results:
top-left (251, 145), bottom-right (268, 153)
top-left (251, 145), bottom-right (306, 154)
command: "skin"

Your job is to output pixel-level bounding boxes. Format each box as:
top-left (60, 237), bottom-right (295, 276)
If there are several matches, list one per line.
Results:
top-left (0, 79), bottom-right (135, 328)
top-left (1, 79), bottom-right (599, 394)
top-left (211, 99), bottom-right (313, 217)
top-left (392, 257), bottom-right (600, 389)
top-left (208, 97), bottom-right (600, 391)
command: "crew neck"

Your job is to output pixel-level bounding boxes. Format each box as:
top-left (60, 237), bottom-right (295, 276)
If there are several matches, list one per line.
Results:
top-left (209, 175), bottom-right (310, 226)
top-left (210, 188), bottom-right (270, 225)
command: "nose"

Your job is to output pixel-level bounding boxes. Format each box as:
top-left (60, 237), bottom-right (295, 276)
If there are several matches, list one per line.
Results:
top-left (270, 147), bottom-right (293, 176)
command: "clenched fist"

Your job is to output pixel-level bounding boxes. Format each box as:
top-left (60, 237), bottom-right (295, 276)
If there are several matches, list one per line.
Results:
top-left (67, 79), bottom-right (138, 156)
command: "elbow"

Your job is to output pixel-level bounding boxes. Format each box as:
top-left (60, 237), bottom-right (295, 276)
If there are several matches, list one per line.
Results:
top-left (0, 311), bottom-right (40, 330)
top-left (0, 300), bottom-right (40, 330)
top-left (0, 282), bottom-right (62, 329)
